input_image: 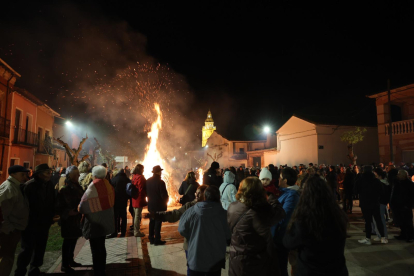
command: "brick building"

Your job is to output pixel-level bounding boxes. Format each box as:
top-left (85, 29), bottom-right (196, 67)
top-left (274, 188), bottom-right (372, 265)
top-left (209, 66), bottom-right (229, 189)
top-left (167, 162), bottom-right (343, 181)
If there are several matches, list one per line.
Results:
top-left (368, 83), bottom-right (414, 164)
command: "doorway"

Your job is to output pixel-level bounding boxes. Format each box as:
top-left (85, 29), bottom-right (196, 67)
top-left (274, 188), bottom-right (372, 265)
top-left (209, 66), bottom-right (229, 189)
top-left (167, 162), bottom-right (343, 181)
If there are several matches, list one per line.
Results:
top-left (253, 157), bottom-right (261, 168)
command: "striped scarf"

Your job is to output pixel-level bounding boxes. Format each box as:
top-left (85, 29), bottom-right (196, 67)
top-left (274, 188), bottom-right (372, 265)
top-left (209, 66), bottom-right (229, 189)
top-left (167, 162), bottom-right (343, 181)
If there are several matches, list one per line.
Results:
top-left (79, 178), bottom-right (115, 214)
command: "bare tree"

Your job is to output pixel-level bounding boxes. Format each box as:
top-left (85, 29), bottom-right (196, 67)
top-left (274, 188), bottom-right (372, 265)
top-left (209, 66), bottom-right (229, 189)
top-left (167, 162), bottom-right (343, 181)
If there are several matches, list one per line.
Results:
top-left (94, 138), bottom-right (116, 169)
top-left (340, 127), bottom-right (367, 165)
top-left (54, 134), bottom-right (90, 166)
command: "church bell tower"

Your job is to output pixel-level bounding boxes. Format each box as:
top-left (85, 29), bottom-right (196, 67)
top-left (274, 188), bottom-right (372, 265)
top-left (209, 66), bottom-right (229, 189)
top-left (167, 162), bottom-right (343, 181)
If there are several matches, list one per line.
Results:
top-left (202, 110), bottom-right (216, 147)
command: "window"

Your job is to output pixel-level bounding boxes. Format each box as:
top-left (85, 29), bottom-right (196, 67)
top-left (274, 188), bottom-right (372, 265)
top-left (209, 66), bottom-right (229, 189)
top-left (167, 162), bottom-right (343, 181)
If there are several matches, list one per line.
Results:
top-left (239, 148), bottom-right (245, 153)
top-left (64, 153), bottom-right (66, 161)
top-left (15, 109), bottom-right (22, 127)
top-left (23, 162), bottom-right (30, 169)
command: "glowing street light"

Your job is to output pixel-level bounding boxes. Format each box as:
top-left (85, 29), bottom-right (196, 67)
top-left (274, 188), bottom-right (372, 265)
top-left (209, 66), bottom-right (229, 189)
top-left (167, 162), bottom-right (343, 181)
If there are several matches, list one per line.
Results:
top-left (264, 126), bottom-right (270, 134)
top-left (205, 145), bottom-right (209, 148)
top-left (65, 121), bottom-right (73, 127)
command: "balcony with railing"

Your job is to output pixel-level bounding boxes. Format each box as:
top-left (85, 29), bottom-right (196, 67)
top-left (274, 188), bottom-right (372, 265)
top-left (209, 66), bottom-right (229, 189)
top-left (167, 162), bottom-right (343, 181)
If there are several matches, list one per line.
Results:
top-left (385, 119), bottom-right (414, 135)
top-left (13, 127), bottom-right (39, 147)
top-left (0, 117), bottom-right (11, 138)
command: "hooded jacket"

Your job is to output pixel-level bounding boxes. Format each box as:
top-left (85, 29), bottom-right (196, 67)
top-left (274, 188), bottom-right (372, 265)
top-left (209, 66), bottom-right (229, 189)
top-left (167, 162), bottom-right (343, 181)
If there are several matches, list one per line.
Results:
top-left (219, 171), bottom-right (237, 210)
top-left (178, 201), bottom-right (230, 273)
top-left (203, 167), bottom-right (223, 188)
top-left (227, 195), bottom-right (285, 276)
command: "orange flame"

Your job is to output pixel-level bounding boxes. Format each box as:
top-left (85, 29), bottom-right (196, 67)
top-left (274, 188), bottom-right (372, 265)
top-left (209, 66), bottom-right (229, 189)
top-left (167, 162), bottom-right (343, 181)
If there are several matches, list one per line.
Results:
top-left (198, 168), bottom-right (203, 184)
top-left (142, 103), bottom-right (177, 205)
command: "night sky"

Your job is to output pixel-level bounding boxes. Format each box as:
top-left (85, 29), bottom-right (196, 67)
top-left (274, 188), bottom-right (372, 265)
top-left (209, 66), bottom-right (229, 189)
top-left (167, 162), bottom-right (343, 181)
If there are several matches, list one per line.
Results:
top-left (1, 1), bottom-right (414, 156)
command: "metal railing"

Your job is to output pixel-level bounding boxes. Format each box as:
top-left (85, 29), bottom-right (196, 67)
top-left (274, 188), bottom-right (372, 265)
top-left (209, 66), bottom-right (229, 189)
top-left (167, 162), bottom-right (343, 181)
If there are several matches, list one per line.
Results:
top-left (13, 127), bottom-right (39, 147)
top-left (0, 117), bottom-right (10, 138)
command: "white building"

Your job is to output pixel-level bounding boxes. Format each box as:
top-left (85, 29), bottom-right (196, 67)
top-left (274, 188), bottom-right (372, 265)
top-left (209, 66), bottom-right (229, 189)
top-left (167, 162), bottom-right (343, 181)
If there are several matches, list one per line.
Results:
top-left (267, 115), bottom-right (379, 166)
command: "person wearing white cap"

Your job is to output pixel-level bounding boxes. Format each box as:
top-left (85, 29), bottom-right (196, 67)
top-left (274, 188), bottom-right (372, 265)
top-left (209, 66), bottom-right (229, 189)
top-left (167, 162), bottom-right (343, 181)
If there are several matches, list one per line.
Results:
top-left (259, 168), bottom-right (280, 197)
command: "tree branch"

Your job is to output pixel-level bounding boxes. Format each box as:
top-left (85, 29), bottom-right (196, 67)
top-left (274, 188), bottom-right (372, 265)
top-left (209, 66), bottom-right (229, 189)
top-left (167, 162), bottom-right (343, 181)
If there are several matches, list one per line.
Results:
top-left (54, 137), bottom-right (75, 157)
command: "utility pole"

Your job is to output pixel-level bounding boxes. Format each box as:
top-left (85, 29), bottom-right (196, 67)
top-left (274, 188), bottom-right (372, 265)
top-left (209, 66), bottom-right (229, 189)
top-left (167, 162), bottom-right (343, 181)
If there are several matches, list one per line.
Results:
top-left (388, 79), bottom-right (393, 163)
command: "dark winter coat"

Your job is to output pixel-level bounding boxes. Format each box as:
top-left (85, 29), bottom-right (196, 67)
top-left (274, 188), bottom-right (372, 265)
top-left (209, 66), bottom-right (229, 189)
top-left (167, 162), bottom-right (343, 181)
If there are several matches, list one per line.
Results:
top-left (343, 173), bottom-right (355, 195)
top-left (57, 179), bottom-right (84, 238)
top-left (390, 178), bottom-right (414, 209)
top-left (24, 175), bottom-right (56, 229)
top-left (236, 168), bottom-right (245, 184)
top-left (203, 168), bottom-right (223, 188)
top-left (354, 172), bottom-right (383, 208)
top-left (178, 179), bottom-right (199, 203)
top-left (283, 221), bottom-right (348, 276)
top-left (112, 172), bottom-right (130, 209)
top-left (146, 174), bottom-right (169, 212)
top-left (326, 171), bottom-right (338, 193)
top-left (131, 174), bottom-right (147, 208)
top-left (227, 195), bottom-right (285, 276)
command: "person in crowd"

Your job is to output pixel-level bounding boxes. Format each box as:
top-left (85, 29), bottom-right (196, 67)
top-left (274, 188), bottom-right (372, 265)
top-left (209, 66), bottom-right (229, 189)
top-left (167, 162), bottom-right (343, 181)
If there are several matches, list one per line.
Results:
top-left (146, 185), bottom-right (209, 275)
top-left (51, 167), bottom-right (62, 187)
top-left (56, 165), bottom-right (84, 273)
top-left (259, 167), bottom-right (280, 197)
top-left (15, 164), bottom-right (56, 276)
top-left (229, 167), bottom-right (239, 190)
top-left (390, 169), bottom-right (414, 242)
top-left (79, 165), bottom-right (115, 276)
top-left (372, 168), bottom-right (390, 242)
top-left (327, 166), bottom-right (338, 199)
top-left (219, 171), bottom-right (237, 210)
top-left (78, 161), bottom-right (90, 189)
top-left (203, 161), bottom-right (222, 188)
top-left (272, 167), bottom-right (300, 276)
top-left (337, 167), bottom-right (346, 203)
top-left (131, 164), bottom-right (147, 237)
top-left (317, 168), bottom-right (327, 182)
top-left (228, 177), bottom-right (285, 276)
top-left (236, 166), bottom-right (246, 186)
top-left (147, 165), bottom-right (169, 245)
top-left (178, 186), bottom-right (230, 276)
top-left (0, 166), bottom-right (30, 276)
top-left (125, 166), bottom-right (131, 179)
top-left (105, 169), bottom-right (113, 183)
top-left (179, 171), bottom-right (200, 205)
top-left (56, 167), bottom-right (66, 191)
top-left (342, 168), bottom-right (355, 213)
top-left (244, 168), bottom-right (250, 178)
top-left (109, 168), bottom-right (130, 237)
top-left (268, 164), bottom-right (279, 187)
top-left (283, 175), bottom-right (349, 276)
top-left (355, 165), bottom-right (387, 245)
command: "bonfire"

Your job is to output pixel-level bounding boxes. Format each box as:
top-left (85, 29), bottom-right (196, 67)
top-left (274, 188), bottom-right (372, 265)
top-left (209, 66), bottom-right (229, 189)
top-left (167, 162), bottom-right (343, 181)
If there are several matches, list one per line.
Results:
top-left (142, 103), bottom-right (180, 206)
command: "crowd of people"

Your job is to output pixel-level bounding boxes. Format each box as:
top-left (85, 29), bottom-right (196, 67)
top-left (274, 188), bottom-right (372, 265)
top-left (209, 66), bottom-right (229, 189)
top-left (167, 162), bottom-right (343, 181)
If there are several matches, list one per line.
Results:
top-left (1, 158), bottom-right (413, 276)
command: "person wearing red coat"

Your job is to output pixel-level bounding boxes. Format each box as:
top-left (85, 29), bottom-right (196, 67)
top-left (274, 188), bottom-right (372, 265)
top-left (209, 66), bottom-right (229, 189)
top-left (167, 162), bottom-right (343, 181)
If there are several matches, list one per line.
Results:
top-left (131, 164), bottom-right (147, 237)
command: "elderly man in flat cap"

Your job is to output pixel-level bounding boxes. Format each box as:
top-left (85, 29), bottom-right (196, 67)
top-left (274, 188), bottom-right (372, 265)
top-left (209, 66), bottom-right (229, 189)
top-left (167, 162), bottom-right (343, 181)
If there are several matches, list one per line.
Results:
top-left (15, 164), bottom-right (56, 276)
top-left (0, 165), bottom-right (30, 276)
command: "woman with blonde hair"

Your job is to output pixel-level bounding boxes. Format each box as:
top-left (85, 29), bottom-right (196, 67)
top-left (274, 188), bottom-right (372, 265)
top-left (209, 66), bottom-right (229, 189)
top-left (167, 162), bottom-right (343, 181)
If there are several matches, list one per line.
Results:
top-left (227, 177), bottom-right (285, 276)
top-left (178, 171), bottom-right (200, 205)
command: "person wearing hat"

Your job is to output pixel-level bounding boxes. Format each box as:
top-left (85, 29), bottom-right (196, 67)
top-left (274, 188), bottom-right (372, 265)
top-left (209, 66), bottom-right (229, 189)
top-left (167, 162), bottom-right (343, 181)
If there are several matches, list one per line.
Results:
top-left (15, 164), bottom-right (56, 276)
top-left (203, 161), bottom-right (223, 188)
top-left (146, 165), bottom-right (169, 245)
top-left (0, 166), bottom-right (30, 276)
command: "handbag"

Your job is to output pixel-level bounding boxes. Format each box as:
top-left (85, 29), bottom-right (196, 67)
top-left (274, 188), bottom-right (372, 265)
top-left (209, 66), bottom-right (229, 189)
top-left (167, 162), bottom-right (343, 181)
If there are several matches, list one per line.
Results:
top-left (179, 184), bottom-right (193, 205)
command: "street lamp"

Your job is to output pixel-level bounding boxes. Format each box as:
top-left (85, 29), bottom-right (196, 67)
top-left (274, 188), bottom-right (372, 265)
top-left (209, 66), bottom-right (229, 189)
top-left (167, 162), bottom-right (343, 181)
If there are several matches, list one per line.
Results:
top-left (65, 121), bottom-right (73, 127)
top-left (264, 126), bottom-right (270, 134)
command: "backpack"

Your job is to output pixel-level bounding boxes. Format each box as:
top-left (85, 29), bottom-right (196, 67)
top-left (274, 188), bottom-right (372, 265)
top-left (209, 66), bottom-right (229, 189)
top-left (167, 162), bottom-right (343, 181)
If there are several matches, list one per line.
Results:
top-left (126, 183), bottom-right (138, 198)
